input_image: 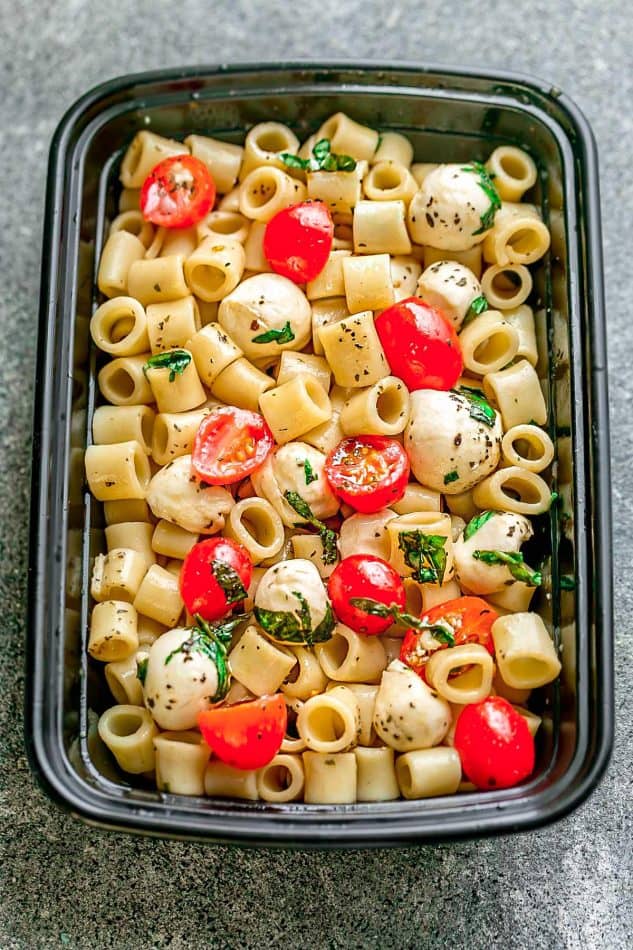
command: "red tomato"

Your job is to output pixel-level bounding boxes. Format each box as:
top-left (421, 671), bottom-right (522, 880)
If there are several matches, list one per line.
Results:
top-left (198, 694), bottom-right (287, 770)
top-left (453, 697), bottom-right (535, 790)
top-left (400, 596), bottom-right (498, 679)
top-left (263, 200), bottom-right (333, 284)
top-left (180, 537), bottom-right (252, 622)
top-left (192, 407), bottom-right (274, 485)
top-left (328, 555), bottom-right (406, 635)
top-left (140, 154), bottom-right (216, 228)
top-left (375, 296), bottom-right (463, 391)
top-left (325, 436), bottom-right (410, 513)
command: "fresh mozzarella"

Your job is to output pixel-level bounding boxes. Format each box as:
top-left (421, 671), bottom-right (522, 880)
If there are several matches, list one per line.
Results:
top-left (255, 559), bottom-right (330, 631)
top-left (405, 390), bottom-right (502, 493)
top-left (338, 508), bottom-right (397, 560)
top-left (251, 442), bottom-right (339, 528)
top-left (218, 273), bottom-right (312, 360)
top-left (408, 164), bottom-right (495, 250)
top-left (453, 511), bottom-right (533, 595)
top-left (146, 455), bottom-right (233, 534)
top-left (143, 626), bottom-right (220, 730)
top-left (416, 260), bottom-right (482, 330)
top-left (373, 660), bottom-right (451, 751)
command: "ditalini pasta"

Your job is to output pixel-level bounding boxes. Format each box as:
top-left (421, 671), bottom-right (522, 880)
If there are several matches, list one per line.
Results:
top-left (87, 116), bottom-right (559, 806)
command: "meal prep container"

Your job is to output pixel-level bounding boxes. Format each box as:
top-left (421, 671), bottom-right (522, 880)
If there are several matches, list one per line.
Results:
top-left (28, 63), bottom-right (612, 847)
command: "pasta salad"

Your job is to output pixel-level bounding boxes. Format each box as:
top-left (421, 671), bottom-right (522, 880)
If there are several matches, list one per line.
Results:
top-left (85, 112), bottom-right (561, 805)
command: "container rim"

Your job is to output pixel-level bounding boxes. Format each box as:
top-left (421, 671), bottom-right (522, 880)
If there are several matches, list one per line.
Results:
top-left (27, 61), bottom-right (613, 847)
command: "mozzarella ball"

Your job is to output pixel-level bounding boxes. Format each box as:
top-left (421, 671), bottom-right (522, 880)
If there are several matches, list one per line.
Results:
top-left (218, 273), bottom-right (312, 360)
top-left (453, 511), bottom-right (533, 595)
top-left (405, 390), bottom-right (502, 493)
top-left (373, 660), bottom-right (451, 751)
top-left (408, 164), bottom-right (496, 250)
top-left (416, 260), bottom-right (482, 330)
top-left (338, 508), bottom-right (397, 560)
top-left (251, 442), bottom-right (339, 528)
top-left (147, 455), bottom-right (234, 534)
top-left (143, 626), bottom-right (220, 730)
top-left (255, 559), bottom-right (330, 634)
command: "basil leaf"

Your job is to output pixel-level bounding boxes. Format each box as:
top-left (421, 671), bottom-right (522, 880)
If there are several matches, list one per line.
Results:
top-left (252, 320), bottom-right (295, 345)
top-left (255, 595), bottom-right (334, 646)
top-left (463, 509), bottom-right (496, 541)
top-left (210, 559), bottom-right (247, 606)
top-left (136, 656), bottom-right (148, 685)
top-left (164, 629), bottom-right (230, 701)
top-left (444, 470), bottom-right (459, 485)
top-left (456, 385), bottom-right (497, 428)
top-left (143, 349), bottom-right (191, 383)
top-left (311, 602), bottom-right (336, 643)
top-left (348, 597), bottom-right (455, 645)
top-left (284, 490), bottom-right (338, 565)
top-left (312, 138), bottom-right (331, 163)
top-left (304, 137), bottom-right (358, 173)
top-left (472, 549), bottom-right (542, 587)
top-left (349, 597), bottom-right (392, 619)
top-left (461, 161), bottom-right (502, 235)
top-left (461, 294), bottom-right (489, 328)
top-left (303, 458), bottom-right (318, 485)
top-left (280, 152), bottom-right (309, 170)
top-left (398, 531), bottom-right (448, 585)
top-left (195, 612), bottom-right (249, 650)
top-left (336, 154), bottom-right (357, 171)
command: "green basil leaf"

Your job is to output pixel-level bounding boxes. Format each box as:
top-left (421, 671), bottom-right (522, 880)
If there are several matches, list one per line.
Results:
top-left (461, 161), bottom-right (502, 235)
top-left (463, 509), bottom-right (496, 541)
top-left (280, 152), bottom-right (310, 170)
top-left (398, 531), bottom-right (448, 585)
top-left (472, 549), bottom-right (542, 587)
top-left (255, 594), bottom-right (333, 646)
top-left (311, 601), bottom-right (336, 643)
top-left (461, 294), bottom-right (489, 328)
top-left (456, 385), bottom-right (497, 428)
top-left (284, 490), bottom-right (338, 565)
top-left (164, 629), bottom-right (230, 700)
top-left (349, 597), bottom-right (392, 619)
top-left (312, 138), bottom-right (332, 163)
top-left (136, 656), bottom-right (148, 685)
top-left (444, 470), bottom-right (459, 485)
top-left (252, 320), bottom-right (295, 345)
top-left (336, 154), bottom-right (357, 171)
top-left (303, 458), bottom-right (318, 485)
top-left (143, 349), bottom-right (191, 383)
top-left (210, 559), bottom-right (247, 606)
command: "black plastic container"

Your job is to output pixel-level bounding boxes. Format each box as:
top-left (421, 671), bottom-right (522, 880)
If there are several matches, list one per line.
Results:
top-left (27, 64), bottom-right (613, 847)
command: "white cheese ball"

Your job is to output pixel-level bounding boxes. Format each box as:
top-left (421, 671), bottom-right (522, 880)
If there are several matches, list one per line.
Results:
top-left (338, 508), bottom-right (397, 561)
top-left (408, 164), bottom-right (495, 250)
top-left (416, 260), bottom-right (482, 330)
top-left (405, 390), bottom-right (502, 494)
top-left (143, 626), bottom-right (220, 730)
top-left (373, 660), bottom-right (451, 751)
top-left (453, 511), bottom-right (533, 595)
top-left (146, 455), bottom-right (234, 534)
top-left (218, 273), bottom-right (312, 360)
top-left (255, 559), bottom-right (330, 633)
top-left (251, 442), bottom-right (339, 528)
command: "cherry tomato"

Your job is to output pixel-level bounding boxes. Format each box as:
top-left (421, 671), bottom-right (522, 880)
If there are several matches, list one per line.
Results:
top-left (192, 407), bottom-right (274, 486)
top-left (328, 555), bottom-right (406, 635)
top-left (263, 200), bottom-right (333, 283)
top-left (375, 296), bottom-right (463, 391)
top-left (198, 694), bottom-right (287, 770)
top-left (400, 596), bottom-right (498, 679)
top-left (180, 537), bottom-right (252, 622)
top-left (453, 696), bottom-right (535, 790)
top-left (325, 436), bottom-right (410, 513)
top-left (140, 154), bottom-right (216, 228)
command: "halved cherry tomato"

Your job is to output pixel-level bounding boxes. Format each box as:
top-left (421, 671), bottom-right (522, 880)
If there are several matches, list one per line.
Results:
top-left (375, 296), bottom-right (463, 391)
top-left (140, 154), bottom-right (216, 228)
top-left (328, 555), bottom-right (405, 635)
top-left (198, 694), bottom-right (287, 770)
top-left (325, 436), bottom-right (410, 513)
top-left (263, 200), bottom-right (333, 283)
top-left (400, 596), bottom-right (498, 679)
top-left (192, 407), bottom-right (274, 485)
top-left (453, 696), bottom-right (535, 790)
top-left (180, 537), bottom-right (252, 622)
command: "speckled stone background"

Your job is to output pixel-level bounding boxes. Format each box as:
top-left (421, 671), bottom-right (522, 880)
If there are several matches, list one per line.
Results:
top-left (0, 1), bottom-right (631, 947)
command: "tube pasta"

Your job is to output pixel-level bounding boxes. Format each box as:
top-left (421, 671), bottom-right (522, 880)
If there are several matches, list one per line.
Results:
top-left (90, 296), bottom-right (149, 355)
top-left (354, 747), bottom-right (399, 801)
top-left (159, 227), bottom-right (198, 259)
top-left (146, 296), bottom-right (200, 353)
top-left (225, 497), bottom-right (285, 564)
top-left (144, 350), bottom-right (206, 413)
top-left (154, 731), bottom-right (209, 795)
top-left (480, 263), bottom-right (533, 311)
top-left (88, 601), bottom-right (138, 662)
top-left (488, 580), bottom-right (536, 614)
top-left (282, 646), bottom-right (328, 700)
top-left (297, 688), bottom-right (361, 753)
top-left (110, 210), bottom-right (155, 249)
top-left (343, 254), bottom-right (395, 312)
top-left (204, 761), bottom-right (259, 800)
top-left (303, 751), bottom-right (357, 804)
top-left (133, 564), bottom-right (183, 627)
top-left (93, 405), bottom-right (155, 454)
top-left (353, 200), bottom-right (411, 255)
top-left (98, 355), bottom-right (154, 406)
top-left (105, 649), bottom-right (148, 706)
top-left (91, 548), bottom-right (148, 603)
top-left (314, 624), bottom-right (386, 683)
top-left (315, 113), bottom-right (379, 162)
top-left (187, 322), bottom-right (242, 387)
top-left (259, 375), bottom-right (331, 444)
top-left (311, 298), bottom-right (349, 354)
top-left (276, 352), bottom-right (332, 392)
top-left (105, 522), bottom-right (156, 567)
top-left (197, 210), bottom-right (250, 247)
top-left (151, 409), bottom-right (210, 466)
top-left (120, 131), bottom-right (187, 188)
top-left (459, 311), bottom-right (520, 376)
top-left (319, 311), bottom-right (389, 388)
top-left (483, 359), bottom-right (548, 427)
top-left (387, 511), bottom-right (454, 583)
top-left (104, 499), bottom-right (151, 525)
top-left (425, 643), bottom-right (495, 704)
top-left (340, 376), bottom-right (410, 436)
top-left (210, 357), bottom-right (274, 412)
top-left (257, 755), bottom-right (305, 803)
top-left (472, 466), bottom-right (551, 515)
top-left (151, 519), bottom-right (199, 560)
top-left (483, 202), bottom-right (551, 266)
top-left (396, 748), bottom-right (462, 799)
top-left (502, 424), bottom-right (555, 473)
top-left (306, 250), bottom-right (350, 301)
top-left (185, 133), bottom-right (244, 194)
top-left (98, 705), bottom-right (158, 774)
top-left (239, 166), bottom-right (306, 222)
top-left (242, 221), bottom-right (271, 273)
top-left (423, 243), bottom-right (483, 279)
top-left (363, 162), bottom-right (417, 204)
top-left (85, 441), bottom-right (151, 501)
top-left (391, 484), bottom-right (441, 515)
top-left (118, 188), bottom-right (140, 212)
top-left (420, 578), bottom-right (462, 611)
top-left (229, 625), bottom-right (296, 695)
top-left (338, 509), bottom-right (396, 561)
top-left (486, 146), bottom-right (537, 202)
top-left (502, 304), bottom-right (539, 366)
top-left (97, 232), bottom-right (146, 298)
top-left (492, 612), bottom-right (561, 689)
top-left (184, 237), bottom-right (245, 302)
top-left (290, 534), bottom-right (338, 578)
top-left (239, 121), bottom-right (300, 179)
top-left (307, 169), bottom-right (361, 214)
top-left (390, 256), bottom-right (422, 302)
top-left (336, 683), bottom-right (378, 745)
top-left (127, 255), bottom-right (190, 306)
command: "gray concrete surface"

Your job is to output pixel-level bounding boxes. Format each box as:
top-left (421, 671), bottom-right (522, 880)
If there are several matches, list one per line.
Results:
top-left (0, 1), bottom-right (631, 947)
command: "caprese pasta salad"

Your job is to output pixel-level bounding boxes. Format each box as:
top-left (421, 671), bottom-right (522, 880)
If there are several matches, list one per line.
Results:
top-left (85, 112), bottom-right (561, 804)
